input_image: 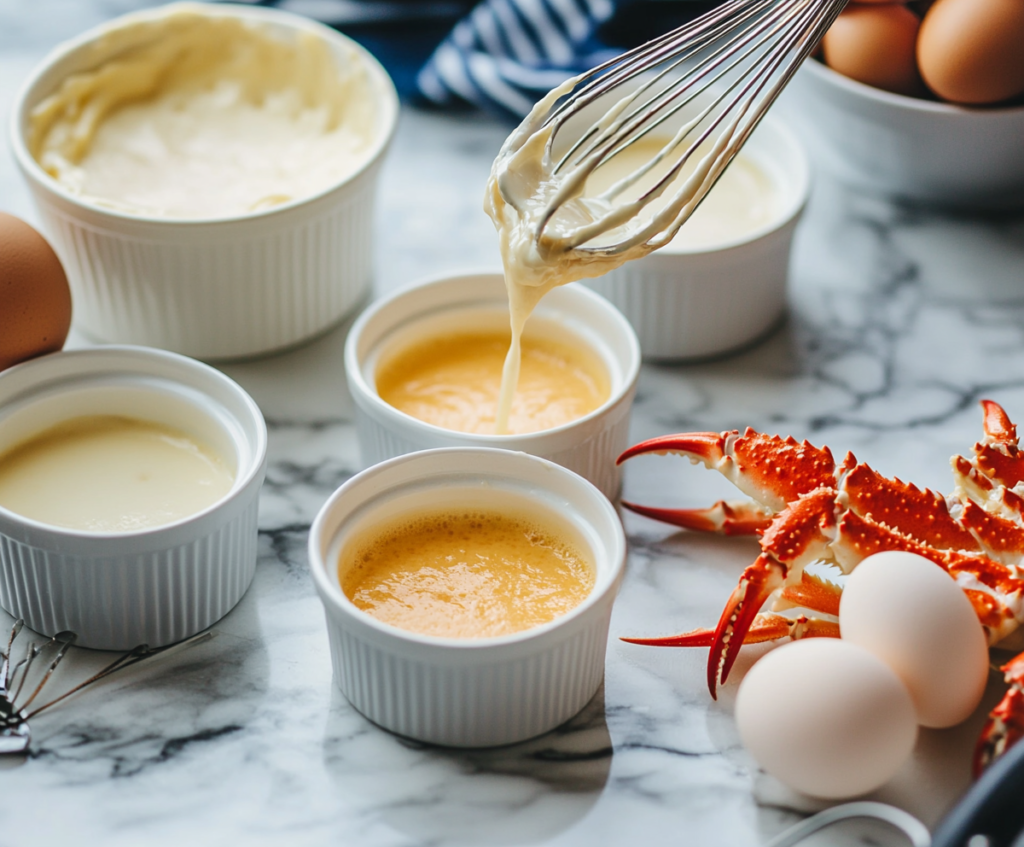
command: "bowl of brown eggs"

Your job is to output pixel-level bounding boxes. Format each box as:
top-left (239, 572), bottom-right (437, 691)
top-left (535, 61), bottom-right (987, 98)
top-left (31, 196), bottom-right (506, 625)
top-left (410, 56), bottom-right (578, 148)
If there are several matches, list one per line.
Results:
top-left (776, 0), bottom-right (1024, 208)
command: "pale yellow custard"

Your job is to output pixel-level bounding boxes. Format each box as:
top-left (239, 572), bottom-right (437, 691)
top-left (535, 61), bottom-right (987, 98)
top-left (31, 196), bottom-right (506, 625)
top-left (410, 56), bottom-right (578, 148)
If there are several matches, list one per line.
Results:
top-left (29, 6), bottom-right (376, 218)
top-left (375, 329), bottom-right (609, 435)
top-left (585, 138), bottom-right (778, 251)
top-left (340, 507), bottom-right (595, 639)
top-left (0, 415), bottom-right (235, 532)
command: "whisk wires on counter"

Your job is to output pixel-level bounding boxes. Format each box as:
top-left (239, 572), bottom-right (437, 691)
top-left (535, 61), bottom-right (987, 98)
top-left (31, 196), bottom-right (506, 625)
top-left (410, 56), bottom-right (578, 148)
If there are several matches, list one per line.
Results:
top-left (0, 618), bottom-right (212, 755)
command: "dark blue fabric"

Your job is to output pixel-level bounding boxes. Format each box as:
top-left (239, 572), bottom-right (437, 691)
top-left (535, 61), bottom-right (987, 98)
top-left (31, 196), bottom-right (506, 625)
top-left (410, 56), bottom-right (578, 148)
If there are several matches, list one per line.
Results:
top-left (239, 0), bottom-right (717, 118)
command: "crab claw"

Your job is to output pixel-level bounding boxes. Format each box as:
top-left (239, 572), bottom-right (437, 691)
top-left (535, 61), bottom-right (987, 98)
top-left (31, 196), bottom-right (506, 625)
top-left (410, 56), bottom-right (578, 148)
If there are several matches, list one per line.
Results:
top-left (982, 399), bottom-right (1018, 445)
top-left (621, 499), bottom-right (773, 535)
top-left (617, 432), bottom-right (725, 466)
top-left (708, 554), bottom-right (787, 698)
top-left (619, 429), bottom-right (836, 513)
top-left (974, 652), bottom-right (1024, 776)
top-left (621, 611), bottom-right (839, 649)
top-left (974, 400), bottom-right (1024, 489)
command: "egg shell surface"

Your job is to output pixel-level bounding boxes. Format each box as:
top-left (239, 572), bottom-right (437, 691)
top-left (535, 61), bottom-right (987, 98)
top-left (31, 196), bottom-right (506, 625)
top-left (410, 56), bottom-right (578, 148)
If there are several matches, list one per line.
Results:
top-left (736, 638), bottom-right (917, 799)
top-left (0, 213), bottom-right (72, 371)
top-left (917, 0), bottom-right (1024, 104)
top-left (840, 551), bottom-right (989, 728)
top-left (822, 4), bottom-right (923, 96)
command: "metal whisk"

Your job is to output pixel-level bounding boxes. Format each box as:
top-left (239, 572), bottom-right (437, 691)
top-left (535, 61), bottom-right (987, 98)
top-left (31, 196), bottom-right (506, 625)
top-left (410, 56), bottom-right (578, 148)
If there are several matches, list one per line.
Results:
top-left (0, 618), bottom-right (211, 755)
top-left (504, 0), bottom-right (848, 257)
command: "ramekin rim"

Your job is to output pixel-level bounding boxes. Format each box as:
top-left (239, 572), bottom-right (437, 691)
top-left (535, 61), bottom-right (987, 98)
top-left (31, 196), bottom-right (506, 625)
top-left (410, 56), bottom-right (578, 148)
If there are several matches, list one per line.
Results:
top-left (0, 344), bottom-right (268, 541)
top-left (344, 270), bottom-right (642, 444)
top-left (8, 1), bottom-right (400, 226)
top-left (307, 446), bottom-right (627, 650)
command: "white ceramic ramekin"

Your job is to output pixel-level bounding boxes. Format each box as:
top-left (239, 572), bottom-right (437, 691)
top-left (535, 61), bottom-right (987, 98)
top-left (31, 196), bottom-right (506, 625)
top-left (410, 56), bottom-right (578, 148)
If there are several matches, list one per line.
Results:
top-left (581, 116), bottom-right (809, 361)
top-left (308, 447), bottom-right (626, 747)
top-left (0, 346), bottom-right (267, 649)
top-left (345, 272), bottom-right (641, 501)
top-left (776, 58), bottom-right (1024, 209)
top-left (9, 4), bottom-right (399, 360)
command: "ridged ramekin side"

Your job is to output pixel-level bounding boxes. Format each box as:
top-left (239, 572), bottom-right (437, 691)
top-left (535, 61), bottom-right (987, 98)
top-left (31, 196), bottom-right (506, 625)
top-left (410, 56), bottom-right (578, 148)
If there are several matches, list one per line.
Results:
top-left (0, 475), bottom-right (260, 650)
top-left (543, 395), bottom-right (634, 501)
top-left (584, 221), bottom-right (796, 360)
top-left (354, 394), bottom-right (633, 502)
top-left (27, 168), bottom-right (378, 360)
top-left (324, 596), bottom-right (611, 747)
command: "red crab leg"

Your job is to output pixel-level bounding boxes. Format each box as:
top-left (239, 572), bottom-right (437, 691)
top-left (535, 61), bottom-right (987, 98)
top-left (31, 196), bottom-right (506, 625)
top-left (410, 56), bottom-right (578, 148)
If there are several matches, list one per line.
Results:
top-left (974, 652), bottom-right (1024, 776)
top-left (621, 499), bottom-right (773, 535)
top-left (973, 400), bottom-right (1024, 488)
top-left (623, 571), bottom-right (842, 647)
top-left (773, 570), bottom-right (843, 616)
top-left (621, 612), bottom-right (839, 648)
top-left (982, 399), bottom-right (1018, 444)
top-left (618, 430), bottom-right (836, 513)
top-left (841, 463), bottom-right (980, 551)
top-left (706, 554), bottom-right (787, 697)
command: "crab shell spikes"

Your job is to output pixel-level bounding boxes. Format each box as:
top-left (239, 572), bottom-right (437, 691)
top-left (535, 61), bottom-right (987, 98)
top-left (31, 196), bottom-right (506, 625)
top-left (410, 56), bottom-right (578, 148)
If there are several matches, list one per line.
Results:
top-left (617, 428), bottom-right (837, 514)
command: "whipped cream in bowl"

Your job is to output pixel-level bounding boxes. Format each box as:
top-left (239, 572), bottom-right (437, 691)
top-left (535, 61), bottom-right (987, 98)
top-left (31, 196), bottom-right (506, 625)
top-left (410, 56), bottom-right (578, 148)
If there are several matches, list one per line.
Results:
top-left (10, 3), bottom-right (399, 359)
top-left (28, 5), bottom-right (379, 220)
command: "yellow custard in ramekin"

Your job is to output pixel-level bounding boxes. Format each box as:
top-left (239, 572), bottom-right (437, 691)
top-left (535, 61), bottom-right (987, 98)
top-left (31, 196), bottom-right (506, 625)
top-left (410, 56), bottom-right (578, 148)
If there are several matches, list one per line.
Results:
top-left (0, 414), bottom-right (235, 533)
top-left (374, 327), bottom-right (610, 436)
top-left (339, 504), bottom-right (595, 639)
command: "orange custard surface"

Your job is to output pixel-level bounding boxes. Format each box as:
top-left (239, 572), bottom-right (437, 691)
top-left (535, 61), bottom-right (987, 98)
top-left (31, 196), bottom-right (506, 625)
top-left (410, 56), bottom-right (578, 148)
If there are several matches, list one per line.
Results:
top-left (339, 507), bottom-right (595, 639)
top-left (374, 329), bottom-right (609, 435)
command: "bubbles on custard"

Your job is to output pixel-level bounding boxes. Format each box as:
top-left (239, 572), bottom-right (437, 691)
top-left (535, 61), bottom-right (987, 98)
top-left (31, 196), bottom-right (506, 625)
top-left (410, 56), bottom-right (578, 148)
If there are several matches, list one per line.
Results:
top-left (339, 506), bottom-right (595, 638)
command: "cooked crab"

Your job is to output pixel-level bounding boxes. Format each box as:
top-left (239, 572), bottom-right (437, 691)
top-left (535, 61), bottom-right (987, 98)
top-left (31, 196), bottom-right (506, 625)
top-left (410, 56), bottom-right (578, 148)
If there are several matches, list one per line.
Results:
top-left (619, 400), bottom-right (1024, 774)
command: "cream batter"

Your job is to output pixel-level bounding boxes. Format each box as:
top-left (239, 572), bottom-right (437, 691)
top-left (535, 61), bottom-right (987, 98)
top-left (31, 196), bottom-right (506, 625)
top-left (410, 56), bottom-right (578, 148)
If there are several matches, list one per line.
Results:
top-left (30, 6), bottom-right (376, 218)
top-left (0, 415), bottom-right (235, 532)
top-left (485, 79), bottom-right (757, 432)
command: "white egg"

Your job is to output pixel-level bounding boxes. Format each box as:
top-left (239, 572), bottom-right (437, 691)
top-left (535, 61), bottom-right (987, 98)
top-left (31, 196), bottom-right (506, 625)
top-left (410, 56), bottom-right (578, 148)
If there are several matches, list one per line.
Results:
top-left (736, 639), bottom-right (917, 799)
top-left (840, 551), bottom-right (989, 728)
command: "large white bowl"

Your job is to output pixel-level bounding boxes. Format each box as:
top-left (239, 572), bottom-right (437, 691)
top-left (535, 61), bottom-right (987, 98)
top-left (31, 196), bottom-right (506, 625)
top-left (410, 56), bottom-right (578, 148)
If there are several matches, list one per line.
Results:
top-left (345, 272), bottom-right (641, 501)
top-left (776, 58), bottom-right (1024, 209)
top-left (0, 346), bottom-right (267, 649)
top-left (582, 116), bottom-right (809, 360)
top-left (9, 3), bottom-right (399, 359)
top-left (308, 447), bottom-right (626, 747)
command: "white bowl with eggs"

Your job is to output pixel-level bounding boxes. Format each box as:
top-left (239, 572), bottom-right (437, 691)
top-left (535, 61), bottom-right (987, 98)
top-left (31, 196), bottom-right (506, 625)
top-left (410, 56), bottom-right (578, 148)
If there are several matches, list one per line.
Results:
top-left (345, 272), bottom-right (641, 501)
top-left (0, 346), bottom-right (267, 649)
top-left (776, 58), bottom-right (1024, 209)
top-left (581, 116), bottom-right (809, 361)
top-left (308, 447), bottom-right (626, 747)
top-left (9, 3), bottom-right (399, 360)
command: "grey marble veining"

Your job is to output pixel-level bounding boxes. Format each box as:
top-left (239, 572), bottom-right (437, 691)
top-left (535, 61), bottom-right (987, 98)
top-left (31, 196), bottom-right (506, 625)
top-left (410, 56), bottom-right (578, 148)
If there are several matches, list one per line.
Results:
top-left (3, 3), bottom-right (1024, 846)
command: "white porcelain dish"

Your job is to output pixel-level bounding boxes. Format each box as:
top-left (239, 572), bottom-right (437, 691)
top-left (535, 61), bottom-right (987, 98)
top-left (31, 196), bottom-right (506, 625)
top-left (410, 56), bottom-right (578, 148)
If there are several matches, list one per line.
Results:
top-left (308, 447), bottom-right (626, 747)
top-left (344, 272), bottom-right (641, 501)
top-left (775, 58), bottom-right (1024, 209)
top-left (582, 116), bottom-right (810, 361)
top-left (0, 346), bottom-right (267, 650)
top-left (9, 4), bottom-right (399, 360)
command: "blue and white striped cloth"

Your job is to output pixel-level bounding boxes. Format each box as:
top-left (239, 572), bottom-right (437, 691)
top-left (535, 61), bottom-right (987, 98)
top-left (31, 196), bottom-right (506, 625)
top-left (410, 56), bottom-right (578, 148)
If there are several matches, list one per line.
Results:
top-left (249, 0), bottom-right (629, 117)
top-left (416, 0), bottom-right (619, 117)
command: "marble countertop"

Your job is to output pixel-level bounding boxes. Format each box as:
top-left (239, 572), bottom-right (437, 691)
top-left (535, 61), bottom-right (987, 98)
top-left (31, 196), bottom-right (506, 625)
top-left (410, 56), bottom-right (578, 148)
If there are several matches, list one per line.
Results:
top-left (3, 3), bottom-right (1024, 846)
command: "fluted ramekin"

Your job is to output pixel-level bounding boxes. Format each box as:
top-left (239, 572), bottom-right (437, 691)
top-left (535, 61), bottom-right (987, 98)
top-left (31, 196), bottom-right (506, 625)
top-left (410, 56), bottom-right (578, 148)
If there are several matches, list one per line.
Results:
top-left (582, 116), bottom-right (809, 361)
top-left (0, 346), bottom-right (267, 649)
top-left (308, 447), bottom-right (626, 747)
top-left (9, 3), bottom-right (399, 360)
top-left (345, 272), bottom-right (641, 501)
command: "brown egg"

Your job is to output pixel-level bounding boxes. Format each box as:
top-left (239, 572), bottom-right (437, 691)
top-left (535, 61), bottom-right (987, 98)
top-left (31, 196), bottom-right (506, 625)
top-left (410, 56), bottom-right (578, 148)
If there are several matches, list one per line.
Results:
top-left (0, 213), bottom-right (72, 371)
top-left (823, 4), bottom-right (924, 97)
top-left (918, 0), bottom-right (1024, 104)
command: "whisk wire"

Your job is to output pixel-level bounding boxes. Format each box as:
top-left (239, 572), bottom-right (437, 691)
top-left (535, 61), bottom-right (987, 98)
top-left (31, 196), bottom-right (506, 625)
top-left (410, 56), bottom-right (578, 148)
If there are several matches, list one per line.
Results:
top-left (527, 0), bottom-right (849, 256)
